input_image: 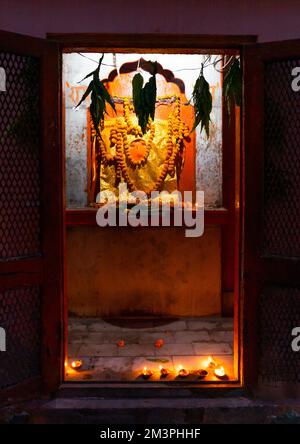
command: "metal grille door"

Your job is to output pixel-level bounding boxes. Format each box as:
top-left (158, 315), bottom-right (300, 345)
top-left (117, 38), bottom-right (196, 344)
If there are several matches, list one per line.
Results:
top-left (263, 59), bottom-right (300, 259)
top-left (0, 31), bottom-right (62, 399)
top-left (244, 41), bottom-right (300, 389)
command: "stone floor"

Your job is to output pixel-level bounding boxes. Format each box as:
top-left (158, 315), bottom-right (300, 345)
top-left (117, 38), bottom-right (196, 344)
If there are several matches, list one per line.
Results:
top-left (66, 316), bottom-right (234, 382)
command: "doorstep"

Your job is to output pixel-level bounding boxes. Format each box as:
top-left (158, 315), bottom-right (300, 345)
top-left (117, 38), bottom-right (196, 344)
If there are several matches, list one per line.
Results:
top-left (1, 396), bottom-right (300, 424)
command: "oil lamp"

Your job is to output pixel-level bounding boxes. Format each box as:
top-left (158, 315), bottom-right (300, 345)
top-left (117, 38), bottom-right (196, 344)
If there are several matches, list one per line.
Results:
top-left (214, 365), bottom-right (226, 379)
top-left (159, 365), bottom-right (170, 378)
top-left (204, 356), bottom-right (216, 369)
top-left (71, 360), bottom-right (82, 370)
top-left (142, 366), bottom-right (153, 380)
top-left (177, 364), bottom-right (189, 378)
top-left (195, 369), bottom-right (208, 379)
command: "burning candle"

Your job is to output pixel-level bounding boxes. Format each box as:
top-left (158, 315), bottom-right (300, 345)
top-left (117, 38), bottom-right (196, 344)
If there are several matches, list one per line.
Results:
top-left (178, 365), bottom-right (189, 378)
top-left (71, 360), bottom-right (82, 370)
top-left (214, 365), bottom-right (226, 379)
top-left (159, 365), bottom-right (170, 377)
top-left (142, 366), bottom-right (153, 380)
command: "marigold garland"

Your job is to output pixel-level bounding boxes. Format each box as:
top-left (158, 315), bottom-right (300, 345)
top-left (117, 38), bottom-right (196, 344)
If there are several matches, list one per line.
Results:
top-left (91, 95), bottom-right (189, 195)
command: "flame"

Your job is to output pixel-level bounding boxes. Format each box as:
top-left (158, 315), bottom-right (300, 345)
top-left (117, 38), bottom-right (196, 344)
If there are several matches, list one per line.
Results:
top-left (159, 365), bottom-right (163, 370)
top-left (215, 365), bottom-right (225, 377)
top-left (204, 356), bottom-right (215, 368)
top-left (143, 366), bottom-right (147, 373)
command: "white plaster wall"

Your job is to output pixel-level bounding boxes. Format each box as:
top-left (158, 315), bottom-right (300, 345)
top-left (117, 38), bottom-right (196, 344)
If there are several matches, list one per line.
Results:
top-left (64, 53), bottom-right (222, 207)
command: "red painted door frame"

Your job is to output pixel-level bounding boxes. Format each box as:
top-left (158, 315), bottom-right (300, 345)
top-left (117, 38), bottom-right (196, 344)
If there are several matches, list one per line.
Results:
top-left (52, 33), bottom-right (249, 389)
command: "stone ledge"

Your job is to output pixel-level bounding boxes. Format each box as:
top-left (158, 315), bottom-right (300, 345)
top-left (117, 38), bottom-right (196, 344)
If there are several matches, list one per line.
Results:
top-left (1, 397), bottom-right (300, 424)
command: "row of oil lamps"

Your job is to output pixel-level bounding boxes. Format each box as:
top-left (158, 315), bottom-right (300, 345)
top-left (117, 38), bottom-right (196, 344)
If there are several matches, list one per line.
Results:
top-left (68, 356), bottom-right (227, 380)
top-left (142, 356), bottom-right (226, 380)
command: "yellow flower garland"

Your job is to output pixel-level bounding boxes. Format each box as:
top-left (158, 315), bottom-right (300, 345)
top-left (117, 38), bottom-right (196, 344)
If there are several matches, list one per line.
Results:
top-left (92, 95), bottom-right (189, 194)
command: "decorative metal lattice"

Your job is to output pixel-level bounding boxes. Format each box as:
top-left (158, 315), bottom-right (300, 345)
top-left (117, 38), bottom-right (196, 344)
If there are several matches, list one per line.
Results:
top-left (0, 52), bottom-right (41, 260)
top-left (263, 59), bottom-right (300, 259)
top-left (0, 286), bottom-right (41, 389)
top-left (259, 286), bottom-right (300, 383)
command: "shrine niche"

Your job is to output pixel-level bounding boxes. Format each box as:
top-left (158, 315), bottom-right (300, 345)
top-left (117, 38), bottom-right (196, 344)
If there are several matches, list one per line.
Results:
top-left (63, 51), bottom-right (239, 384)
top-left (86, 58), bottom-right (196, 205)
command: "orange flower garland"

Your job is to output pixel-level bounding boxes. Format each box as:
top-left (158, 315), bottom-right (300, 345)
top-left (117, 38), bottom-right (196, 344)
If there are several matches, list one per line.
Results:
top-left (91, 95), bottom-right (189, 194)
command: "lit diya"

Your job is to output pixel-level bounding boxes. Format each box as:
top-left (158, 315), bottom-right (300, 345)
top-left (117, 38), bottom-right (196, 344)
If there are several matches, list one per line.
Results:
top-left (71, 360), bottom-right (82, 370)
top-left (214, 365), bottom-right (227, 380)
top-left (177, 365), bottom-right (189, 378)
top-left (195, 369), bottom-right (208, 379)
top-left (142, 366), bottom-right (153, 380)
top-left (159, 365), bottom-right (170, 378)
top-left (204, 356), bottom-right (216, 369)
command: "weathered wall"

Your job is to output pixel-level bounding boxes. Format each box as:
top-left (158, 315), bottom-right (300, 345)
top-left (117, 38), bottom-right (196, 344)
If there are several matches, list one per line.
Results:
top-left (67, 226), bottom-right (221, 317)
top-left (64, 54), bottom-right (222, 317)
top-left (1, 0), bottom-right (300, 42)
top-left (63, 53), bottom-right (222, 208)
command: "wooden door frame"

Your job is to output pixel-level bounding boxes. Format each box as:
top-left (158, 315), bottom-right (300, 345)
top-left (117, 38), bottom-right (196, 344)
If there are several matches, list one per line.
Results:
top-left (0, 30), bottom-right (64, 402)
top-left (48, 33), bottom-right (257, 392)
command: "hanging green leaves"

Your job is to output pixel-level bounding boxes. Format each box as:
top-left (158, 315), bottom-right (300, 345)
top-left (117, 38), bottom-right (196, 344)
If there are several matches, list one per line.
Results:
top-left (223, 58), bottom-right (242, 114)
top-left (191, 70), bottom-right (212, 137)
top-left (76, 54), bottom-right (116, 135)
top-left (132, 61), bottom-right (157, 134)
